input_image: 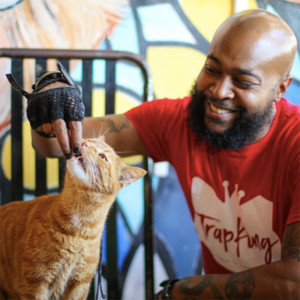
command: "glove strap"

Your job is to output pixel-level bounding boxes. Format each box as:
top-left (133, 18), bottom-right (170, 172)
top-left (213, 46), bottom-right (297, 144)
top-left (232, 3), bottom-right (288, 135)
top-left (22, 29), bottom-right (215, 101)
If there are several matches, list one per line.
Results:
top-left (6, 73), bottom-right (29, 97)
top-left (5, 61), bottom-right (79, 97)
top-left (57, 61), bottom-right (80, 93)
top-left (33, 71), bottom-right (67, 92)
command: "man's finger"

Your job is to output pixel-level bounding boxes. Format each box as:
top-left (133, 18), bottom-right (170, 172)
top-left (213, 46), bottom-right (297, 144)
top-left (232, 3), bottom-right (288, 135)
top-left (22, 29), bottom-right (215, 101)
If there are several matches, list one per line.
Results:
top-left (52, 119), bottom-right (71, 158)
top-left (68, 120), bottom-right (83, 155)
top-left (41, 123), bottom-right (54, 136)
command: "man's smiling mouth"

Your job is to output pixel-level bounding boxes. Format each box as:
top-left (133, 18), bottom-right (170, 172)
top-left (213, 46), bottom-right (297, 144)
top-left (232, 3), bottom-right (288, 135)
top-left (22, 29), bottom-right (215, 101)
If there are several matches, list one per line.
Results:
top-left (208, 101), bottom-right (239, 115)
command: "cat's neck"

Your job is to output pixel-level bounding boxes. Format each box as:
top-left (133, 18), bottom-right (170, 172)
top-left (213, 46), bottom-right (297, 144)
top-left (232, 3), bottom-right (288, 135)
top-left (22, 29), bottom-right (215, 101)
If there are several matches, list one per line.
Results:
top-left (60, 184), bottom-right (116, 214)
top-left (56, 180), bottom-right (117, 233)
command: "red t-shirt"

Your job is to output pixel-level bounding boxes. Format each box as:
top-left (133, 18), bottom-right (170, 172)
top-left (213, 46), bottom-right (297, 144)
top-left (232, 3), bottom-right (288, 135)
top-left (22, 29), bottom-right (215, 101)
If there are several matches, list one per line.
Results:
top-left (125, 97), bottom-right (300, 274)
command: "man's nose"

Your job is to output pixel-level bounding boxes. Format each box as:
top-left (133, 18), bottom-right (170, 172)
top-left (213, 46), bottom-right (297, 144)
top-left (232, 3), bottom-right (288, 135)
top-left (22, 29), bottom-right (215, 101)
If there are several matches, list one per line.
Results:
top-left (210, 77), bottom-right (234, 100)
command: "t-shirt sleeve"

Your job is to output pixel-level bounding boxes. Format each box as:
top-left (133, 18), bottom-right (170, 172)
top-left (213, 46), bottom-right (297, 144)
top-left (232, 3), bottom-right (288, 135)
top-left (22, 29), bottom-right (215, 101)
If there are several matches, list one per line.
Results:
top-left (125, 98), bottom-right (189, 162)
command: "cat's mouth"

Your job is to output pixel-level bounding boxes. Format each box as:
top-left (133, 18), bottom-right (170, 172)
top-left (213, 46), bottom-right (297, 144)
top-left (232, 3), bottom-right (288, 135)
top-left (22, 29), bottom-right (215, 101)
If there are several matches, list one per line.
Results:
top-left (76, 155), bottom-right (86, 171)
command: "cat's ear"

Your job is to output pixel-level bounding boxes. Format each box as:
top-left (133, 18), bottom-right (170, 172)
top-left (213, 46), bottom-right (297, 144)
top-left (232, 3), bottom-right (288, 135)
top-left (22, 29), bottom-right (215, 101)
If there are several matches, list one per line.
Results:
top-left (119, 164), bottom-right (147, 187)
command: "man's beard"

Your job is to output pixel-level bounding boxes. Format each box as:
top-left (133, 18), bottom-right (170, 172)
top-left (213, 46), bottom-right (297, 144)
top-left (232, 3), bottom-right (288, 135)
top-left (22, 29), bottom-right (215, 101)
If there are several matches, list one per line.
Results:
top-left (187, 84), bottom-right (275, 151)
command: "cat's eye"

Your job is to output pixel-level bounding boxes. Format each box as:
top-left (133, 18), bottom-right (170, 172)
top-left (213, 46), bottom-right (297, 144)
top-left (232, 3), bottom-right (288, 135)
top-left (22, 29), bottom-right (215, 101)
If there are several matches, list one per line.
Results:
top-left (99, 153), bottom-right (108, 162)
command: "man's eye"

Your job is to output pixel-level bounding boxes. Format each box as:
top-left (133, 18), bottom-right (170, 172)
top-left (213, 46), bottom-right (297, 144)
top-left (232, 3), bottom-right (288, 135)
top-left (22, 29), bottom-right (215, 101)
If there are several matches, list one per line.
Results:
top-left (205, 65), bottom-right (220, 74)
top-left (234, 78), bottom-right (253, 88)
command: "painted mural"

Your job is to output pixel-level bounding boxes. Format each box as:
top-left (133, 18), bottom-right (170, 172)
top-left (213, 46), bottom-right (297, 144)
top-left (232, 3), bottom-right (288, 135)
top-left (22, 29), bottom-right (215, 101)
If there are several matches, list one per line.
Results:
top-left (0, 0), bottom-right (299, 299)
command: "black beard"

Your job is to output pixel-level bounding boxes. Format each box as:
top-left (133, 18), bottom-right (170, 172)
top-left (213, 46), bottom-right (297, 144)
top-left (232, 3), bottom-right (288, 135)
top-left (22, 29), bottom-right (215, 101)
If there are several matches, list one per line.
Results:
top-left (186, 84), bottom-right (274, 151)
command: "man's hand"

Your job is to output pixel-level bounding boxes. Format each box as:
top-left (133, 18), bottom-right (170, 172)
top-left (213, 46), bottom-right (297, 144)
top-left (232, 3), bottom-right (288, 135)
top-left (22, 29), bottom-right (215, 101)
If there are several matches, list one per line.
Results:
top-left (35, 118), bottom-right (82, 159)
top-left (31, 80), bottom-right (84, 158)
top-left (6, 62), bottom-right (85, 158)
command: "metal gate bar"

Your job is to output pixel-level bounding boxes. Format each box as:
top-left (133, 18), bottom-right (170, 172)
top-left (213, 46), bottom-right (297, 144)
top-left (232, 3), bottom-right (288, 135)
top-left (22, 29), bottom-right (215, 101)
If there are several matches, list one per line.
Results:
top-left (0, 48), bottom-right (153, 300)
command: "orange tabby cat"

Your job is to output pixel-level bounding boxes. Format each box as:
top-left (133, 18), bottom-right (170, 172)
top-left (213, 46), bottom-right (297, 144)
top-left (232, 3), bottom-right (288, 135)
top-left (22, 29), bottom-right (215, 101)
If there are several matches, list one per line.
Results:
top-left (0, 137), bottom-right (146, 300)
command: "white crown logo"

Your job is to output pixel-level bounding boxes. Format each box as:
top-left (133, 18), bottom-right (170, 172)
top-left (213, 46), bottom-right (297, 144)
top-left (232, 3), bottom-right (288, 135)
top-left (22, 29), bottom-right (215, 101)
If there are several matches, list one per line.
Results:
top-left (191, 177), bottom-right (281, 272)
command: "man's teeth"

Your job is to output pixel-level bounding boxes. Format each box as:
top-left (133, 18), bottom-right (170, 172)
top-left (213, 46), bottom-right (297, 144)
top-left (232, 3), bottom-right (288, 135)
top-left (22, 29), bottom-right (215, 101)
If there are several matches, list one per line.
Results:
top-left (210, 103), bottom-right (231, 114)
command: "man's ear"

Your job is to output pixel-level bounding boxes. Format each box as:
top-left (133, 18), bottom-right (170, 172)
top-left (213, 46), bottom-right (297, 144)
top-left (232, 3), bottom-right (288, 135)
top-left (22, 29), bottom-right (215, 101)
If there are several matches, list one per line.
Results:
top-left (275, 75), bottom-right (292, 101)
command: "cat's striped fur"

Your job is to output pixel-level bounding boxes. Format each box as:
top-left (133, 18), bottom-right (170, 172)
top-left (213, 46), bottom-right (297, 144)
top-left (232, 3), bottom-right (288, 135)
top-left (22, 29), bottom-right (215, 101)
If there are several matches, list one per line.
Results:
top-left (0, 137), bottom-right (146, 299)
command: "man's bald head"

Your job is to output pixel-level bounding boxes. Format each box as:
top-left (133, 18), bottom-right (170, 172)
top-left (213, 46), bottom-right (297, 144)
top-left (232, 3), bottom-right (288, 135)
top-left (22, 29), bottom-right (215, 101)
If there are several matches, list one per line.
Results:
top-left (211, 9), bottom-right (297, 79)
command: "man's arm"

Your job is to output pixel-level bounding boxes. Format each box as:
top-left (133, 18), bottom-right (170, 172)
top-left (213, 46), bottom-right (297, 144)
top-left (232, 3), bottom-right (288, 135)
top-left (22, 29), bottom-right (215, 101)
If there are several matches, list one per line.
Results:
top-left (26, 65), bottom-right (147, 159)
top-left (160, 221), bottom-right (300, 299)
top-left (31, 114), bottom-right (148, 158)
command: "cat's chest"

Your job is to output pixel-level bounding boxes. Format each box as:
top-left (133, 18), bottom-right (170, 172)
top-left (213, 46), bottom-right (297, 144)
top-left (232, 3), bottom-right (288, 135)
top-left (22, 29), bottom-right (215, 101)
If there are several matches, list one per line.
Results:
top-left (53, 239), bottom-right (101, 277)
top-left (70, 214), bottom-right (82, 228)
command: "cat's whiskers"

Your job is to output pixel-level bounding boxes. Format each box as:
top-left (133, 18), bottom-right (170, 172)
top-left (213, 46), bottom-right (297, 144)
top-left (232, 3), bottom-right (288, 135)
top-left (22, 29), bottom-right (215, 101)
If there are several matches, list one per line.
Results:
top-left (84, 151), bottom-right (103, 191)
top-left (77, 156), bottom-right (86, 171)
top-left (98, 127), bottom-right (109, 139)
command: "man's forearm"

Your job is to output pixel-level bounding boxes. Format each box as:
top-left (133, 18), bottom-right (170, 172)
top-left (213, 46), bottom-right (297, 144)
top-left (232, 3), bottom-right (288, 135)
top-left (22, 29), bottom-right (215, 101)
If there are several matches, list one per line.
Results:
top-left (172, 271), bottom-right (254, 299)
top-left (31, 114), bottom-right (147, 158)
top-left (169, 259), bottom-right (299, 299)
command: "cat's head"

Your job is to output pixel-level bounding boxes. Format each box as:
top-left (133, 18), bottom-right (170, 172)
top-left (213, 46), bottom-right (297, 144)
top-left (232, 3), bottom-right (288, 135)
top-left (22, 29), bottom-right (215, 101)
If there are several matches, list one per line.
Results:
top-left (66, 136), bottom-right (147, 195)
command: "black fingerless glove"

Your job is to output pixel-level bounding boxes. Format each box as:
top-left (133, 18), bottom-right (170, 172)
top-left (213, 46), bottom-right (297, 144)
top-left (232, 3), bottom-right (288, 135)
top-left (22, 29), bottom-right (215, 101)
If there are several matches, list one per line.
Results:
top-left (6, 61), bottom-right (85, 133)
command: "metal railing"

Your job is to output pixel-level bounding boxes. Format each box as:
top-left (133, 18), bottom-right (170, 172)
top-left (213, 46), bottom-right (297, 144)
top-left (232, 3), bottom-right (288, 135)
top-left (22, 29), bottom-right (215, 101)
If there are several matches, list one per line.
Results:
top-left (0, 48), bottom-right (154, 300)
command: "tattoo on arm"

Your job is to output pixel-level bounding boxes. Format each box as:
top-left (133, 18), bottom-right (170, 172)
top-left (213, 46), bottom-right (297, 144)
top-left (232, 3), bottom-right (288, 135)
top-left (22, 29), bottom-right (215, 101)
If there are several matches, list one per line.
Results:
top-left (225, 270), bottom-right (255, 300)
top-left (179, 271), bottom-right (255, 300)
top-left (179, 276), bottom-right (225, 299)
top-left (210, 283), bottom-right (225, 300)
top-left (179, 275), bottom-right (212, 295)
top-left (281, 222), bottom-right (300, 262)
top-left (102, 115), bottom-right (129, 133)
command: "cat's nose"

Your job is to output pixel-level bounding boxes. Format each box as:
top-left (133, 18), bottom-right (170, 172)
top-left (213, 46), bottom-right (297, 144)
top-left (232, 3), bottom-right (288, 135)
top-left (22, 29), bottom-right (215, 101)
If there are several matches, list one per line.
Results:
top-left (82, 141), bottom-right (88, 147)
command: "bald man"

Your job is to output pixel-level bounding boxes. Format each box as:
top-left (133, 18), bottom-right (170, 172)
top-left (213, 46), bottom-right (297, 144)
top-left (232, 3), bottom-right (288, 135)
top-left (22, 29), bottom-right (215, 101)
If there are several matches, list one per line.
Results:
top-left (28, 9), bottom-right (299, 299)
